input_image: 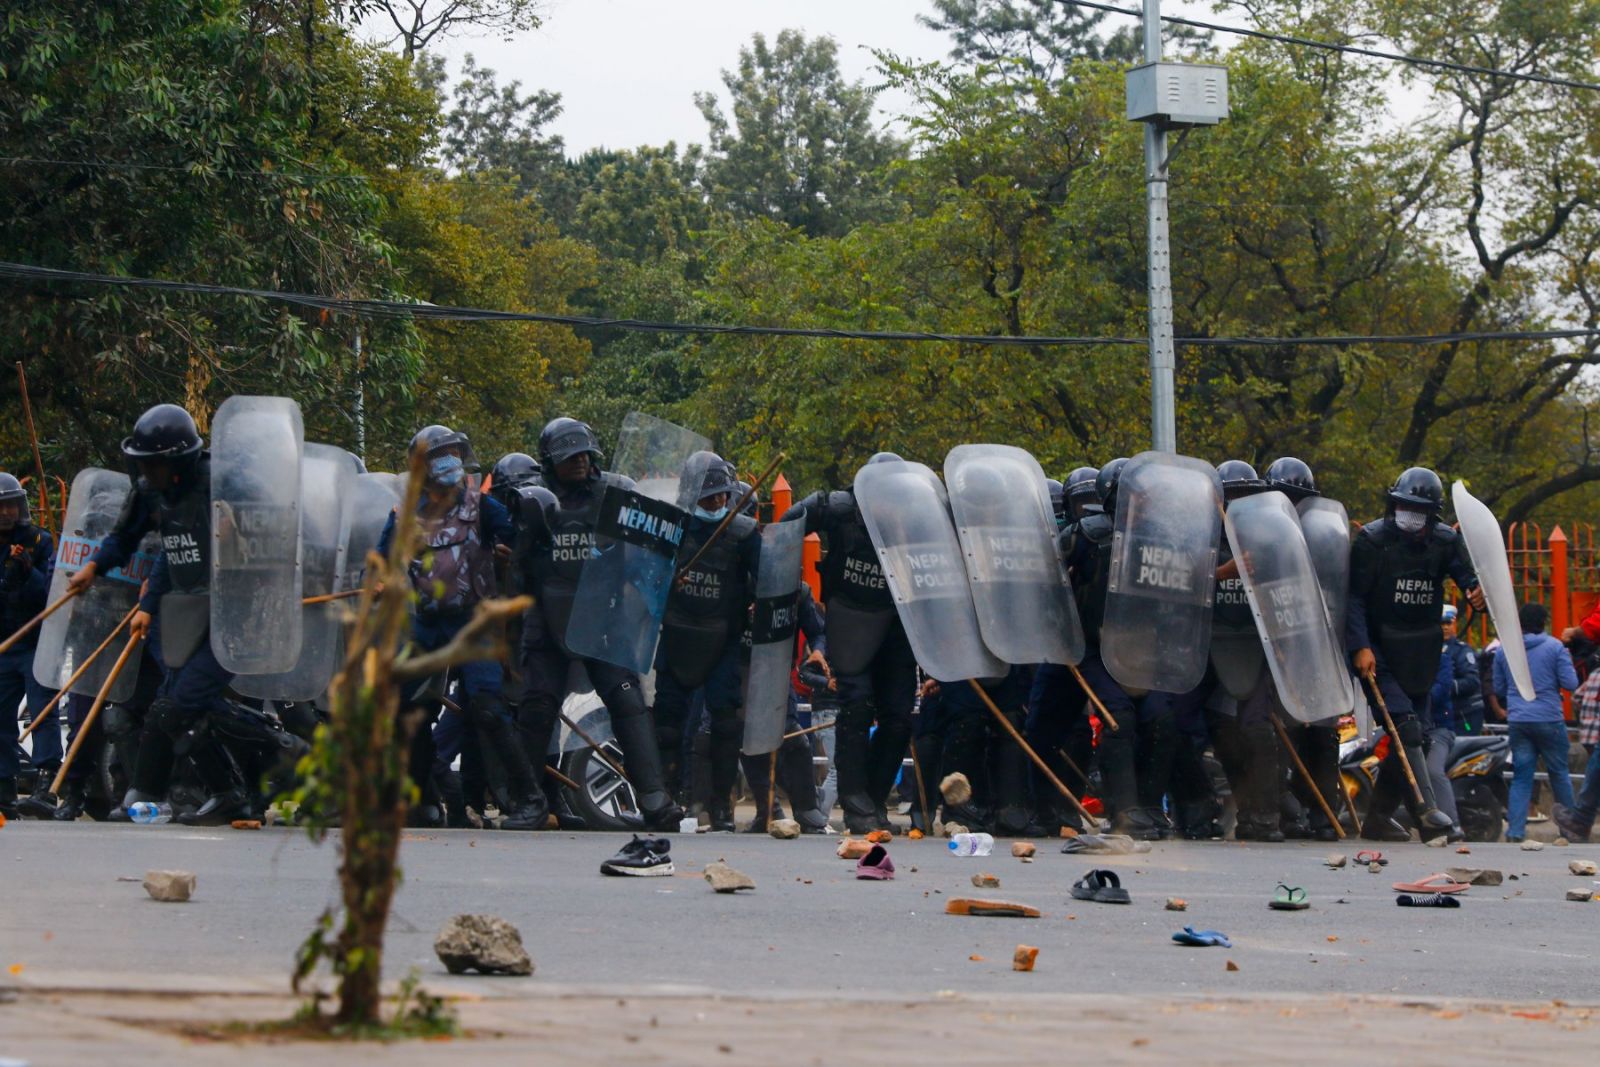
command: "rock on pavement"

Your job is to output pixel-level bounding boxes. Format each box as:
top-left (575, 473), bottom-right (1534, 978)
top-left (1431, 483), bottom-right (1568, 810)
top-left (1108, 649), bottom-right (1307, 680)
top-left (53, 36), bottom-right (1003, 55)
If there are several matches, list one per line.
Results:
top-left (434, 914), bottom-right (535, 976)
top-left (142, 870), bottom-right (196, 903)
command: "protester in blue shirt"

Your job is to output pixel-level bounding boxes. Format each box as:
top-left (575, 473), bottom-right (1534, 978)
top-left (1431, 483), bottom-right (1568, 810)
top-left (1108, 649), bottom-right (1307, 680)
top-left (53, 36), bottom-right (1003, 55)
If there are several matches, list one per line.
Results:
top-left (1494, 602), bottom-right (1579, 842)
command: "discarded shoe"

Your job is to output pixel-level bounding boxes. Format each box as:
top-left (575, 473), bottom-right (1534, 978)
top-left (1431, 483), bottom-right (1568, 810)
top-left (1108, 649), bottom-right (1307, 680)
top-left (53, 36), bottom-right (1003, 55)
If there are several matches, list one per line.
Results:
top-left (1269, 883), bottom-right (1309, 911)
top-left (1353, 850), bottom-right (1387, 866)
top-left (1070, 868), bottom-right (1131, 905)
top-left (600, 835), bottom-right (674, 877)
top-left (1171, 927), bottom-right (1232, 947)
top-left (856, 844), bottom-right (895, 880)
top-left (1396, 893), bottom-right (1461, 908)
top-left (1391, 873), bottom-right (1469, 895)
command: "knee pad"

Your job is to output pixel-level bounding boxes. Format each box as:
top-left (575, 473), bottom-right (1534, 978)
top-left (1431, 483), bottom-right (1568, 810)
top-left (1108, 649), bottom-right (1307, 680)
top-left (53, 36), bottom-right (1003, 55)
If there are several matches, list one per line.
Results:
top-left (1395, 717), bottom-right (1424, 749)
top-left (150, 697), bottom-right (197, 737)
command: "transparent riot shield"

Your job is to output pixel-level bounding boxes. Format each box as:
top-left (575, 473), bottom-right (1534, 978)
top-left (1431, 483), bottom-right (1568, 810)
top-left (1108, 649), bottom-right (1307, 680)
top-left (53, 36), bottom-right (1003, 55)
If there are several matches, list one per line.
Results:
top-left (341, 472), bottom-right (402, 590)
top-left (945, 444), bottom-right (1084, 666)
top-left (1102, 452), bottom-right (1222, 693)
top-left (1224, 491), bottom-right (1354, 723)
top-left (742, 519), bottom-right (805, 756)
top-left (233, 444), bottom-right (359, 702)
top-left (564, 413), bottom-right (710, 673)
top-left (1452, 481), bottom-right (1535, 702)
top-left (854, 459), bottom-right (1006, 683)
top-left (33, 468), bottom-right (159, 701)
top-left (209, 395), bottom-right (304, 674)
top-left (1297, 496), bottom-right (1352, 651)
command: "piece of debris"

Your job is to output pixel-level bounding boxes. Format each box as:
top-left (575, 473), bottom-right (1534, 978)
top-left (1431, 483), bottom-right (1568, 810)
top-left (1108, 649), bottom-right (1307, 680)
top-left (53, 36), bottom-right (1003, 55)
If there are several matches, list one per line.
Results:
top-left (1021, 857), bottom-right (1035, 864)
top-left (1445, 867), bottom-right (1503, 887)
top-left (1553, 837), bottom-right (1570, 847)
top-left (1368, 862), bottom-right (1383, 873)
top-left (704, 861), bottom-right (756, 894)
top-left (944, 897), bottom-right (1041, 918)
top-left (1012, 842), bottom-right (1037, 859)
top-left (971, 873), bottom-right (1001, 889)
top-left (908, 828), bottom-right (925, 840)
top-left (142, 870), bottom-right (195, 903)
top-left (866, 829), bottom-right (893, 844)
top-left (229, 819), bottom-right (262, 831)
top-left (1325, 854), bottom-right (1347, 869)
top-left (838, 838), bottom-right (872, 860)
top-left (768, 819), bottom-right (800, 840)
top-left (940, 772), bottom-right (972, 807)
top-left (1013, 945), bottom-right (1039, 972)
top-left (1456, 846), bottom-right (1472, 854)
top-left (944, 823), bottom-right (969, 838)
top-left (433, 914), bottom-right (534, 976)
top-left (1520, 840), bottom-right (1545, 852)
top-left (1226, 960), bottom-right (1240, 972)
top-left (1569, 860), bottom-right (1598, 877)
top-left (1166, 898), bottom-right (1188, 911)
top-left (1565, 888), bottom-right (1593, 902)
top-left (969, 954), bottom-right (985, 962)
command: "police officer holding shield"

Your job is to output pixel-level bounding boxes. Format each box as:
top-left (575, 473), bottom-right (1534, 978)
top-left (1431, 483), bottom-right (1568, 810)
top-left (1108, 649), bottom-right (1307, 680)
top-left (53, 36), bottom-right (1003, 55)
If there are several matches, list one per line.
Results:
top-left (68, 404), bottom-right (252, 825)
top-left (653, 451), bottom-right (760, 832)
top-left (781, 454), bottom-right (918, 834)
top-left (514, 417), bottom-right (685, 831)
top-left (1348, 467), bottom-right (1484, 841)
top-left (0, 473), bottom-right (59, 818)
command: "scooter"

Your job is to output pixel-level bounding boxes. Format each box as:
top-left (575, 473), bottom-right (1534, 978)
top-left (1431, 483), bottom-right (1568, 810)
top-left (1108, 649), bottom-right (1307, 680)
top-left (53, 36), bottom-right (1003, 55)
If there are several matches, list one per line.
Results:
top-left (1339, 730), bottom-right (1510, 841)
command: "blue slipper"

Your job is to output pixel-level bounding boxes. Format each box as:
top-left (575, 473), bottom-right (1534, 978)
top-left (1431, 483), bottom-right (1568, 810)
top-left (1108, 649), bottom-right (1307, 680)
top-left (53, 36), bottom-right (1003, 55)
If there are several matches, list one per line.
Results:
top-left (1171, 926), bottom-right (1232, 947)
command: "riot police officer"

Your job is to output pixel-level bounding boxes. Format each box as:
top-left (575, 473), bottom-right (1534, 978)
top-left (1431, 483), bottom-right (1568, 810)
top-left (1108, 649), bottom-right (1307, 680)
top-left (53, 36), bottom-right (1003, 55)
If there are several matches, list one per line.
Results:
top-left (654, 451), bottom-right (760, 832)
top-left (512, 417), bottom-right (685, 831)
top-left (1348, 466), bottom-right (1483, 841)
top-left (780, 453), bottom-right (917, 834)
top-left (68, 404), bottom-right (250, 825)
top-left (0, 473), bottom-right (59, 819)
top-left (379, 426), bottom-right (546, 831)
top-left (1060, 458), bottom-right (1153, 839)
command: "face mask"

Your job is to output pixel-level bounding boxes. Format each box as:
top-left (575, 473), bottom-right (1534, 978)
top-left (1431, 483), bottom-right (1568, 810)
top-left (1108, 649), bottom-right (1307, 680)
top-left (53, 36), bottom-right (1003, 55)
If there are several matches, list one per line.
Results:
top-left (1394, 509), bottom-right (1427, 534)
top-left (694, 504), bottom-right (730, 523)
top-left (429, 454), bottom-right (465, 487)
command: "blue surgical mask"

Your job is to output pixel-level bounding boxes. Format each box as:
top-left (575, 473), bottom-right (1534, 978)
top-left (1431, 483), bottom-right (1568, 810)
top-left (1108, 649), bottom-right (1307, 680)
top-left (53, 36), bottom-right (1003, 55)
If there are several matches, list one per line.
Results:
top-left (694, 504), bottom-right (730, 523)
top-left (429, 454), bottom-right (465, 487)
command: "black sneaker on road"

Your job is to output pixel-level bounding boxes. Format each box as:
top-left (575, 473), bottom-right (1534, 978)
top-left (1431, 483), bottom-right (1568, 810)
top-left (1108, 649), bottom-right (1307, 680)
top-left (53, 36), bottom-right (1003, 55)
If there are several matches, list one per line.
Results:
top-left (600, 835), bottom-right (674, 877)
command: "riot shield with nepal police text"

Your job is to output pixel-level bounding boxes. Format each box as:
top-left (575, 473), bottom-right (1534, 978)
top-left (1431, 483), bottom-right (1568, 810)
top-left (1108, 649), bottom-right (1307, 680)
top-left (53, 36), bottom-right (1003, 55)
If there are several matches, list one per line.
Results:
top-left (854, 458), bottom-right (1006, 683)
top-left (1224, 491), bottom-right (1354, 723)
top-left (944, 443), bottom-right (1085, 666)
top-left (564, 412), bottom-right (710, 674)
top-left (33, 468), bottom-right (160, 701)
top-left (210, 395), bottom-right (304, 674)
top-left (1101, 452), bottom-right (1222, 693)
top-left (742, 518), bottom-right (805, 756)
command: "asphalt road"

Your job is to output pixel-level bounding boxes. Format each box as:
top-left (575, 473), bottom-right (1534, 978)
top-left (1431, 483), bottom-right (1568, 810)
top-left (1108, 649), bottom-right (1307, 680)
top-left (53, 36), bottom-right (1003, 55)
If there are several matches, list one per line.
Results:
top-left (4, 821), bottom-right (1595, 1002)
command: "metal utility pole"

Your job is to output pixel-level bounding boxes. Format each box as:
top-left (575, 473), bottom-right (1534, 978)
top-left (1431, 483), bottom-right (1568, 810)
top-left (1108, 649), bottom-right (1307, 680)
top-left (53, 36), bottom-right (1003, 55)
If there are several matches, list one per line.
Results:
top-left (1126, 2), bottom-right (1228, 454)
top-left (1142, 0), bottom-right (1176, 453)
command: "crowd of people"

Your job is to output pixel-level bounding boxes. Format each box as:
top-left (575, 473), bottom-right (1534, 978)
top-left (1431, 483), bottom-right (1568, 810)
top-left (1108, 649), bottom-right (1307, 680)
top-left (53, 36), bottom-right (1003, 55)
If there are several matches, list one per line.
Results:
top-left (1, 401), bottom-right (1593, 847)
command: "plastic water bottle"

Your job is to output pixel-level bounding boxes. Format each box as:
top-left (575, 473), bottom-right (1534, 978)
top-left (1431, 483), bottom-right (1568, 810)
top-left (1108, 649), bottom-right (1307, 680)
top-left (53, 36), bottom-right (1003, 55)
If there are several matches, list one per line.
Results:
top-left (947, 832), bottom-right (994, 857)
top-left (129, 801), bottom-right (173, 825)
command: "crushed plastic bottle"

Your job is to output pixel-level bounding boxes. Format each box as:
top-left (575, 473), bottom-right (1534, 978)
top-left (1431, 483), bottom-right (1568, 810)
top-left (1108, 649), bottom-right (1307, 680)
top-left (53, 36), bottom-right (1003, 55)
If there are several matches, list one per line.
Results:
top-left (128, 801), bottom-right (173, 825)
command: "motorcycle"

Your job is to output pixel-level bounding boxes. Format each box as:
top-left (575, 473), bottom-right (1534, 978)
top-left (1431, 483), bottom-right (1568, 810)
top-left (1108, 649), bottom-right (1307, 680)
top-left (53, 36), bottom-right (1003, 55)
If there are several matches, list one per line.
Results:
top-left (1338, 729), bottom-right (1510, 841)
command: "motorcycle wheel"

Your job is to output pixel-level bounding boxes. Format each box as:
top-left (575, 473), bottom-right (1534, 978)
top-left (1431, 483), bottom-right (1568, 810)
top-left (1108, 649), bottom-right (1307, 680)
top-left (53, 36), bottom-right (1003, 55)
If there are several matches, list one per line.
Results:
top-left (559, 744), bottom-right (644, 832)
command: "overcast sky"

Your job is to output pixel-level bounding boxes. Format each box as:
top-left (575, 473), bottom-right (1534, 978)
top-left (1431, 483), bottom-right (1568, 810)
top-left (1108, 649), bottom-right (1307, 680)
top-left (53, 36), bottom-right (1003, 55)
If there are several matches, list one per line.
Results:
top-left (415, 0), bottom-right (1225, 156)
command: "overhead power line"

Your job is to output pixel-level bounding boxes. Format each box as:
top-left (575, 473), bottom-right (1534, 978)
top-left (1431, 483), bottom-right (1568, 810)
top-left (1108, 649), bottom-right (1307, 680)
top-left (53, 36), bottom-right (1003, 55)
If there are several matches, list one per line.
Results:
top-left (2, 260), bottom-right (1596, 351)
top-left (1059, 0), bottom-right (1600, 93)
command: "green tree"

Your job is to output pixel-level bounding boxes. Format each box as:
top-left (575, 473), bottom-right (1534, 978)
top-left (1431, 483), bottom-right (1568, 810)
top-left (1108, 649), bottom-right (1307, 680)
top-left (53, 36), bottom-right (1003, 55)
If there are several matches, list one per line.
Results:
top-left (696, 30), bottom-right (906, 237)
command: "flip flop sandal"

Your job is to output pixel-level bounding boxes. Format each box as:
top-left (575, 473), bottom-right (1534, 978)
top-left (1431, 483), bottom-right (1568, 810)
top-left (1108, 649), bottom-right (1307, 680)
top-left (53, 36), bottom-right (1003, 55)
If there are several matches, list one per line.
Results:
top-left (1396, 893), bottom-right (1462, 908)
top-left (1171, 926), bottom-right (1233, 947)
top-left (1391, 873), bottom-right (1469, 895)
top-left (1353, 850), bottom-right (1387, 866)
top-left (1070, 868), bottom-right (1131, 905)
top-left (1269, 883), bottom-right (1310, 910)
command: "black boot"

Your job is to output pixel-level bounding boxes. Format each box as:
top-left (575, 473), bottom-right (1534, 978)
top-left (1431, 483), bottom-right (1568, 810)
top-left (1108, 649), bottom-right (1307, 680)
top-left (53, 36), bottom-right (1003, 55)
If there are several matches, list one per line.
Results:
top-left (606, 680), bottom-right (684, 831)
top-left (17, 767), bottom-right (60, 819)
top-left (835, 703), bottom-right (877, 834)
top-left (0, 778), bottom-right (18, 820)
top-left (1362, 753), bottom-right (1410, 841)
top-left (1402, 744), bottom-right (1454, 839)
top-left (1555, 803), bottom-right (1596, 844)
top-left (175, 734), bottom-right (253, 827)
top-left (52, 778), bottom-right (91, 822)
top-left (708, 712), bottom-right (741, 833)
